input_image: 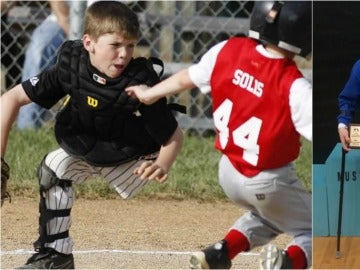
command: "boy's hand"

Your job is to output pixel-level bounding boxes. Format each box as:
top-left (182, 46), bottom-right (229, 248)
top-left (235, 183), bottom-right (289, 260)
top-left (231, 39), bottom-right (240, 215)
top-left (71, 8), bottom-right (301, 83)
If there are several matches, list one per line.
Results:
top-left (133, 160), bottom-right (168, 183)
top-left (125, 85), bottom-right (154, 105)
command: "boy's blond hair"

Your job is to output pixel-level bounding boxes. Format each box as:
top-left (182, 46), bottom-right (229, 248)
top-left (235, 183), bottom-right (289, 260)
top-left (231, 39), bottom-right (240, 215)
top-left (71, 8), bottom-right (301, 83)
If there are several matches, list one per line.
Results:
top-left (84, 1), bottom-right (139, 41)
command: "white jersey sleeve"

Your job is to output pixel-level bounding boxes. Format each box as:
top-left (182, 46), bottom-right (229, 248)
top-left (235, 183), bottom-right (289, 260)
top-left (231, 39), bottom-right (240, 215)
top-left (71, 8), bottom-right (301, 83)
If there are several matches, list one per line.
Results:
top-left (289, 78), bottom-right (312, 141)
top-left (188, 41), bottom-right (227, 94)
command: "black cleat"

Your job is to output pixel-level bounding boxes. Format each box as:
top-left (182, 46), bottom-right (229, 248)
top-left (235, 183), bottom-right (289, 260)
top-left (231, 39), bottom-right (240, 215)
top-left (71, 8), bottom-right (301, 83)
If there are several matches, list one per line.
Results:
top-left (17, 248), bottom-right (75, 269)
top-left (190, 240), bottom-right (232, 269)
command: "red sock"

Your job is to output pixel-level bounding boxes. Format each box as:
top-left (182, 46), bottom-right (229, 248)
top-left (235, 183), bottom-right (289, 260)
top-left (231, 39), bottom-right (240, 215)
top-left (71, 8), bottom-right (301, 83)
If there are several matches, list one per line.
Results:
top-left (223, 229), bottom-right (250, 260)
top-left (286, 245), bottom-right (307, 269)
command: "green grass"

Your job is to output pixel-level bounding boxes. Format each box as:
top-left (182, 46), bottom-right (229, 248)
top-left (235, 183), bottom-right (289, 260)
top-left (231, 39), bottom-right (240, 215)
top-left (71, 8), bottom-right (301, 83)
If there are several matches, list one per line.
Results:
top-left (5, 128), bottom-right (311, 200)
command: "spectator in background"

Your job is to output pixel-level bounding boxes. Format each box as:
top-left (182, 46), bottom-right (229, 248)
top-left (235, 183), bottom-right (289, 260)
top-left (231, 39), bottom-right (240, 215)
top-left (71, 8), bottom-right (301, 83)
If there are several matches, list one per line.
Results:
top-left (338, 59), bottom-right (360, 151)
top-left (1, 1), bottom-right (26, 91)
top-left (17, 1), bottom-right (70, 129)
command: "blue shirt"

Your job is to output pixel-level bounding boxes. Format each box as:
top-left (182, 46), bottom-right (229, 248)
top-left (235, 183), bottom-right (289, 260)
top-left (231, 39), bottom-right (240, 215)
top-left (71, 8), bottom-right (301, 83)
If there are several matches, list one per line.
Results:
top-left (338, 60), bottom-right (360, 126)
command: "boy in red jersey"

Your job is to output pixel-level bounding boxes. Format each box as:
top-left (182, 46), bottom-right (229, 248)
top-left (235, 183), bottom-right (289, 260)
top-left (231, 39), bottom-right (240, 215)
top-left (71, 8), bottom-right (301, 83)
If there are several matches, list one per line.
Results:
top-left (127, 2), bottom-right (311, 269)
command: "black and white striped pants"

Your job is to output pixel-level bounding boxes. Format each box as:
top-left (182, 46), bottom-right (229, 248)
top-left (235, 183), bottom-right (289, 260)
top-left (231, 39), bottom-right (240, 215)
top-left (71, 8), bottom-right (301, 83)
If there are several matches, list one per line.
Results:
top-left (40, 148), bottom-right (158, 254)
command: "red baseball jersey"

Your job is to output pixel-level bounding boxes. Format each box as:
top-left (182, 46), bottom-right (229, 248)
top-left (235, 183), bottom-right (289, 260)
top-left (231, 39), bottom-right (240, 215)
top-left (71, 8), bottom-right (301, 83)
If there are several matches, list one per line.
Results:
top-left (210, 37), bottom-right (303, 176)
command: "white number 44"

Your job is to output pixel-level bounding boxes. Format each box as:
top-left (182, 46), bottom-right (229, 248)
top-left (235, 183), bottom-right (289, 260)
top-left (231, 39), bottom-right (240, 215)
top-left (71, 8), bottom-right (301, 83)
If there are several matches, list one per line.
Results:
top-left (213, 99), bottom-right (262, 166)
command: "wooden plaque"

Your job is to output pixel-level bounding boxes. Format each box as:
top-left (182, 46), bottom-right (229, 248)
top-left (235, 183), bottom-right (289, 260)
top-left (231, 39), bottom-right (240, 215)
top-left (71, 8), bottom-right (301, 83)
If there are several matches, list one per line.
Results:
top-left (349, 123), bottom-right (360, 149)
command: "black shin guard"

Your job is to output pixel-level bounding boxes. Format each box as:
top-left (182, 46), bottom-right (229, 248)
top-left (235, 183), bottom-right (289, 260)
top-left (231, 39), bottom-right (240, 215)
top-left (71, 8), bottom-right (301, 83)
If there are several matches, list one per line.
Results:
top-left (34, 157), bottom-right (73, 251)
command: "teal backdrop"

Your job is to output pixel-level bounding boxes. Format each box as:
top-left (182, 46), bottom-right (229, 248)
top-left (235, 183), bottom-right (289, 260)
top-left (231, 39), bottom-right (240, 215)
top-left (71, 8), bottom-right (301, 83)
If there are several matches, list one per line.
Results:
top-left (313, 2), bottom-right (360, 236)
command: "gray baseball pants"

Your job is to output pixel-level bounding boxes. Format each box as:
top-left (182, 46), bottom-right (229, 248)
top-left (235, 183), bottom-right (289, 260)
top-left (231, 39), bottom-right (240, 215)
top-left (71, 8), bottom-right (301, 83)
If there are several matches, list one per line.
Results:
top-left (218, 154), bottom-right (312, 266)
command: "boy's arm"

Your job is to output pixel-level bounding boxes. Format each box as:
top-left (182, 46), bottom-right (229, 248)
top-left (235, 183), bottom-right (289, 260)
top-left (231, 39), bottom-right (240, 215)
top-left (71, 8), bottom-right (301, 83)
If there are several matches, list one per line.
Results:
top-left (1, 84), bottom-right (31, 204)
top-left (134, 126), bottom-right (183, 182)
top-left (126, 69), bottom-right (195, 105)
top-left (49, 0), bottom-right (70, 35)
top-left (1, 85), bottom-right (32, 156)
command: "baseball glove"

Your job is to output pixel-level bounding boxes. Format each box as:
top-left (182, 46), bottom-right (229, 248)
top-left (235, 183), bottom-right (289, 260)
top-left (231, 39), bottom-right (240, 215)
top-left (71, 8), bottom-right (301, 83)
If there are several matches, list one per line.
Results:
top-left (1, 157), bottom-right (11, 206)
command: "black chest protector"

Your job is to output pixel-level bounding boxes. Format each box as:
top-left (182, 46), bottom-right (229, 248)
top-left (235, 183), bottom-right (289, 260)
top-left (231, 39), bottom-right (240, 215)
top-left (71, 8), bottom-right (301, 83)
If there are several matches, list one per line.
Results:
top-left (55, 40), bottom-right (166, 166)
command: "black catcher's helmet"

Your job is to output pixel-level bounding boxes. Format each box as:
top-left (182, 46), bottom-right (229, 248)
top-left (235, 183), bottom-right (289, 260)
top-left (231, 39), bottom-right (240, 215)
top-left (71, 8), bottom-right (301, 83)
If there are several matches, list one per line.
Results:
top-left (249, 1), bottom-right (312, 58)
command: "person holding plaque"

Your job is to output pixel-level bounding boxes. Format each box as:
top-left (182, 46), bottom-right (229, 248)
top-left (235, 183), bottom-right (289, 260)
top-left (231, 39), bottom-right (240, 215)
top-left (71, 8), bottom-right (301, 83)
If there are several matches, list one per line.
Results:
top-left (338, 59), bottom-right (360, 150)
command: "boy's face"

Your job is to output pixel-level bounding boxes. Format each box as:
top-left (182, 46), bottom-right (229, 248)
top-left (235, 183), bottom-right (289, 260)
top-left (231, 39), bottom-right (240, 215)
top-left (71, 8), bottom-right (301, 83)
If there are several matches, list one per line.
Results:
top-left (83, 33), bottom-right (136, 78)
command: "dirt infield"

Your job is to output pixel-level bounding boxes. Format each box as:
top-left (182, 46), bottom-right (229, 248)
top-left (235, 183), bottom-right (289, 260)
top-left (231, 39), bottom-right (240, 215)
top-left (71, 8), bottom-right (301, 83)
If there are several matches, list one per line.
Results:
top-left (1, 197), bottom-right (290, 269)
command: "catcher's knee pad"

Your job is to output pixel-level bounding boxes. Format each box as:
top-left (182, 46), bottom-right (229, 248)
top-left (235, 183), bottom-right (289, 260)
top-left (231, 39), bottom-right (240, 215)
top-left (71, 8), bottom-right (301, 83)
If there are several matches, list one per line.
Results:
top-left (35, 156), bottom-right (74, 252)
top-left (37, 156), bottom-right (72, 191)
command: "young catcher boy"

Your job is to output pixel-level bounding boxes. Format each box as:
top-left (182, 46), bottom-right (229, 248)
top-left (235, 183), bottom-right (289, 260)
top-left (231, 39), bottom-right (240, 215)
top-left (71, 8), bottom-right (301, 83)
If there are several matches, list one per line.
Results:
top-left (0, 1), bottom-right (183, 268)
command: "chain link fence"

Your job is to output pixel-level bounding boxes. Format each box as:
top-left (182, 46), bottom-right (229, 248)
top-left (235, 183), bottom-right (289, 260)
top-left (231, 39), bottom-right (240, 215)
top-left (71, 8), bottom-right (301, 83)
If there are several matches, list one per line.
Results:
top-left (1, 1), bottom-right (310, 135)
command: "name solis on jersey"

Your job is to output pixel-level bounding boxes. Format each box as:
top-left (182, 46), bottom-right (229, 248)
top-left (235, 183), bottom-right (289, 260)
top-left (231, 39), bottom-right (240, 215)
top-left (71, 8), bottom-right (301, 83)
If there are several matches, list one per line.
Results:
top-left (232, 69), bottom-right (264, 98)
